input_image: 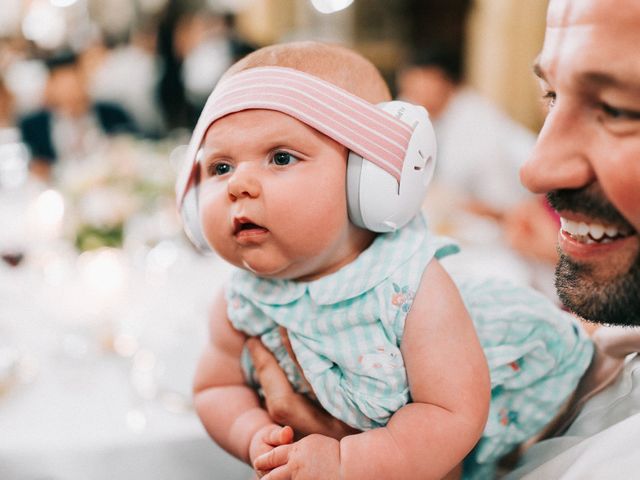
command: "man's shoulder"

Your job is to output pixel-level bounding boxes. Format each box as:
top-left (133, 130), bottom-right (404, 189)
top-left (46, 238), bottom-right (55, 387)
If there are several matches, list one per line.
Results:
top-left (505, 355), bottom-right (640, 479)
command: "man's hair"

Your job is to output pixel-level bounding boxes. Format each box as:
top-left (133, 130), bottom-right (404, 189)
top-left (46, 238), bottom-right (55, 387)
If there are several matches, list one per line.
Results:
top-left (405, 44), bottom-right (463, 84)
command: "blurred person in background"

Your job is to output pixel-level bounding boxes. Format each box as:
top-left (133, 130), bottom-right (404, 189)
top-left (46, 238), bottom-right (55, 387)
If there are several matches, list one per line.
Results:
top-left (18, 51), bottom-right (137, 179)
top-left (177, 10), bottom-right (255, 117)
top-left (157, 5), bottom-right (255, 130)
top-left (397, 45), bottom-right (561, 301)
top-left (86, 25), bottom-right (166, 138)
top-left (397, 45), bottom-right (535, 222)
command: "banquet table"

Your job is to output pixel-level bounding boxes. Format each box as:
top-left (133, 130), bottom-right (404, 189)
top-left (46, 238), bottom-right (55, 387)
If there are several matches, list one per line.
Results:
top-left (0, 242), bottom-right (252, 480)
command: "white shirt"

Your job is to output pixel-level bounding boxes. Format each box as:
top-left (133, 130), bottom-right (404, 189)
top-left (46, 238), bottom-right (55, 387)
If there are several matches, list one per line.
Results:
top-left (506, 355), bottom-right (640, 479)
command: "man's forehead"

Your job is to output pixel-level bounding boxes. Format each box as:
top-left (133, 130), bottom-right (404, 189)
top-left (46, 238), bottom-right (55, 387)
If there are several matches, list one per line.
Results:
top-left (547, 0), bottom-right (640, 28)
top-left (539, 0), bottom-right (640, 85)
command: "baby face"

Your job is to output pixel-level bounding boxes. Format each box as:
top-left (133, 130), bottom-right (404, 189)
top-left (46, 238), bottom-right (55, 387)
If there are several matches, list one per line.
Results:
top-left (198, 109), bottom-right (374, 280)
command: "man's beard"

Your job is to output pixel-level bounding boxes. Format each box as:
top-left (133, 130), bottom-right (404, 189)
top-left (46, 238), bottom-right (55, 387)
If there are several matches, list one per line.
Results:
top-left (555, 252), bottom-right (640, 326)
top-left (548, 188), bottom-right (640, 326)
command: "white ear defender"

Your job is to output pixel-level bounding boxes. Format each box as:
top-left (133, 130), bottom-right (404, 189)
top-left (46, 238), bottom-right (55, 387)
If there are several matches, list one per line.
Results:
top-left (179, 150), bottom-right (211, 253)
top-left (175, 67), bottom-right (437, 253)
top-left (347, 100), bottom-right (436, 232)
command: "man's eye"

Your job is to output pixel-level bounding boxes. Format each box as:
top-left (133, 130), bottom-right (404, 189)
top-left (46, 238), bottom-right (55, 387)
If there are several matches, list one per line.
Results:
top-left (209, 162), bottom-right (233, 176)
top-left (601, 103), bottom-right (640, 120)
top-left (272, 151), bottom-right (298, 166)
top-left (541, 90), bottom-right (556, 109)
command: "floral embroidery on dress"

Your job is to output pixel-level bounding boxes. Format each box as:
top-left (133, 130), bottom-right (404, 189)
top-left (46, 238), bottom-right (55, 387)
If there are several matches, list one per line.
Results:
top-left (499, 408), bottom-right (519, 426)
top-left (509, 359), bottom-right (523, 372)
top-left (358, 345), bottom-right (404, 373)
top-left (391, 283), bottom-right (415, 313)
top-left (230, 294), bottom-right (245, 310)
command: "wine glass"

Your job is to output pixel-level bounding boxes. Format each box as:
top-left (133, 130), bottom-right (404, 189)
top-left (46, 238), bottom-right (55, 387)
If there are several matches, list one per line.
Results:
top-left (0, 132), bottom-right (30, 268)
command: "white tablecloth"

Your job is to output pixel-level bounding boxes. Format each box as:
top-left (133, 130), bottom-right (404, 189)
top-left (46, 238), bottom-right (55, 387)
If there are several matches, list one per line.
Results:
top-left (0, 243), bottom-right (252, 480)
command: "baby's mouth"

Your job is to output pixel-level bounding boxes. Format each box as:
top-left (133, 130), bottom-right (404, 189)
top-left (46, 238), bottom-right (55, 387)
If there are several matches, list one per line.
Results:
top-left (233, 217), bottom-right (268, 236)
top-left (560, 217), bottom-right (637, 244)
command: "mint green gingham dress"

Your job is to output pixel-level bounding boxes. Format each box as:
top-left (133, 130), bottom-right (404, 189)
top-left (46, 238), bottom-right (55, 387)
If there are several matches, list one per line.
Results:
top-left (225, 214), bottom-right (593, 477)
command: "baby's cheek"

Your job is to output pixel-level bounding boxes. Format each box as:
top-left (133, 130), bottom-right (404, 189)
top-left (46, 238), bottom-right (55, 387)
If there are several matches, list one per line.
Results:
top-left (291, 204), bottom-right (349, 254)
top-left (199, 205), bottom-right (215, 243)
top-left (199, 196), bottom-right (228, 251)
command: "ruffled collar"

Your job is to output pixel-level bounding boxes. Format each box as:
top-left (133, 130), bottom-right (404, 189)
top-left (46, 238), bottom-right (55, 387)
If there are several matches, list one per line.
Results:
top-left (230, 214), bottom-right (453, 306)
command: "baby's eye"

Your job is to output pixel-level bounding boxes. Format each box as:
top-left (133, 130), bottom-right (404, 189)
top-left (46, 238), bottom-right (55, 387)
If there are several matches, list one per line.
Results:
top-left (271, 151), bottom-right (299, 166)
top-left (208, 161), bottom-right (233, 176)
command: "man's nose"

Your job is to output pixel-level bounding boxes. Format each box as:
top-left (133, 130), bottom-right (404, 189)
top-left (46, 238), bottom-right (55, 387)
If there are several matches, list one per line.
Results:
top-left (227, 164), bottom-right (262, 200)
top-left (520, 104), bottom-right (596, 194)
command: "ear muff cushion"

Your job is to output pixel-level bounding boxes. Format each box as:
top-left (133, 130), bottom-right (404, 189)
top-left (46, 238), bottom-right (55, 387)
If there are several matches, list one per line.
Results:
top-left (346, 152), bottom-right (365, 228)
top-left (346, 101), bottom-right (436, 233)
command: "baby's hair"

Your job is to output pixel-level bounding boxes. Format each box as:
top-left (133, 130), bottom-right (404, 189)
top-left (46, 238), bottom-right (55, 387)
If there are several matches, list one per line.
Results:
top-left (221, 41), bottom-right (392, 105)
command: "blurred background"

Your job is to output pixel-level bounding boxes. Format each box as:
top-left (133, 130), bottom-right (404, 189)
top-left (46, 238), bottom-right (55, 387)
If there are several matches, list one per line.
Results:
top-left (0, 1), bottom-right (556, 479)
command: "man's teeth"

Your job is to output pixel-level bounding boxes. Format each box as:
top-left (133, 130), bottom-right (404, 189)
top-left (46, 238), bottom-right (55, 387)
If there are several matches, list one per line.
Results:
top-left (605, 225), bottom-right (618, 237)
top-left (560, 217), bottom-right (626, 242)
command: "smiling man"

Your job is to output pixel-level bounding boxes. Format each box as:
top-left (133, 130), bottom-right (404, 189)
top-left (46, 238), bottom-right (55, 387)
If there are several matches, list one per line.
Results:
top-left (523, 0), bottom-right (640, 327)
top-left (504, 0), bottom-right (640, 476)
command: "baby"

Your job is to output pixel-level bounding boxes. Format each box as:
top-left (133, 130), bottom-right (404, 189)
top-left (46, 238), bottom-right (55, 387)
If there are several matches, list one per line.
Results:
top-left (177, 42), bottom-right (593, 479)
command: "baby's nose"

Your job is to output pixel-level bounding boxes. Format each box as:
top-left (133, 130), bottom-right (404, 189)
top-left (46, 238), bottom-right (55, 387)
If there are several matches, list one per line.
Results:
top-left (227, 165), bottom-right (262, 199)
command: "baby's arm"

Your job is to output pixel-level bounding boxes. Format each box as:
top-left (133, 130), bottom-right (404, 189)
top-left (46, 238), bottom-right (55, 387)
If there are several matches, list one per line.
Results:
top-left (254, 259), bottom-right (491, 479)
top-left (340, 259), bottom-right (491, 478)
top-left (193, 289), bottom-right (288, 464)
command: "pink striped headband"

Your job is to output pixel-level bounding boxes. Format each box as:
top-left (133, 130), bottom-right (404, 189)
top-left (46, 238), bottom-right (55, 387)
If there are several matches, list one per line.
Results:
top-left (175, 66), bottom-right (415, 207)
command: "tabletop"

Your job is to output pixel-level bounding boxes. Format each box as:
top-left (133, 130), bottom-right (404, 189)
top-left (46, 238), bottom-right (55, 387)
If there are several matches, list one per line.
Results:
top-left (0, 137), bottom-right (252, 480)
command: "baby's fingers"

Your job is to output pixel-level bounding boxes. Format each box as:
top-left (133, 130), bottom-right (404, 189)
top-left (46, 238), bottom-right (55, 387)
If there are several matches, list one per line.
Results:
top-left (262, 465), bottom-right (292, 480)
top-left (254, 444), bottom-right (291, 472)
top-left (267, 425), bottom-right (294, 446)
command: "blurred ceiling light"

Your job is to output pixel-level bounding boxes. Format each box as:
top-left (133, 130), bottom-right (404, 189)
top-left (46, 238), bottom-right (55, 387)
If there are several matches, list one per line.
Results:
top-left (50, 0), bottom-right (79, 7)
top-left (22, 2), bottom-right (67, 49)
top-left (310, 0), bottom-right (354, 14)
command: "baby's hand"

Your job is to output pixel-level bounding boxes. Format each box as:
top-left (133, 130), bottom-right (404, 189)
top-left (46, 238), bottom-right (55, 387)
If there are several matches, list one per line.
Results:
top-left (253, 434), bottom-right (340, 480)
top-left (250, 425), bottom-right (294, 478)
